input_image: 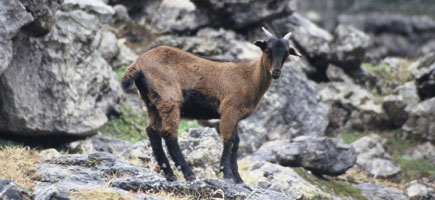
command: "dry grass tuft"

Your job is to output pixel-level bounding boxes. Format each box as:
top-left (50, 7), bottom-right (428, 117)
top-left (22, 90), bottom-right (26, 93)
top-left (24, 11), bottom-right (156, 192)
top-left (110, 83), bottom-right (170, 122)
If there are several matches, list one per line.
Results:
top-left (0, 146), bottom-right (40, 190)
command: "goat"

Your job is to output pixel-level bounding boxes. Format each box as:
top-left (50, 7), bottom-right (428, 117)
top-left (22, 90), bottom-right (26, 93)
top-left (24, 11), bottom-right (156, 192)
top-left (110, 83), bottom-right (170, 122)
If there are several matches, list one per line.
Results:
top-left (121, 27), bottom-right (302, 183)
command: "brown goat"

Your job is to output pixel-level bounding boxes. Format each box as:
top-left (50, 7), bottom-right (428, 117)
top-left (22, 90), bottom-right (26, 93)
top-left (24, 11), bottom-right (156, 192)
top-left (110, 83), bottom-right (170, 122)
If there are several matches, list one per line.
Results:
top-left (121, 27), bottom-right (301, 183)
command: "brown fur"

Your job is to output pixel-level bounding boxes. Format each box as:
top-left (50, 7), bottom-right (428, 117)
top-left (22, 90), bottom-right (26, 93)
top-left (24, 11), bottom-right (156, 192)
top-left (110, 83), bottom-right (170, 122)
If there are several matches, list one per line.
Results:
top-left (123, 45), bottom-right (276, 141)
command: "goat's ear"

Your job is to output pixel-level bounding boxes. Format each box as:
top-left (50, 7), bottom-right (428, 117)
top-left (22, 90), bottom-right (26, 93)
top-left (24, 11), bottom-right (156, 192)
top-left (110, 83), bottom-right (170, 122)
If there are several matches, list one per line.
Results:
top-left (289, 47), bottom-right (302, 57)
top-left (254, 40), bottom-right (268, 51)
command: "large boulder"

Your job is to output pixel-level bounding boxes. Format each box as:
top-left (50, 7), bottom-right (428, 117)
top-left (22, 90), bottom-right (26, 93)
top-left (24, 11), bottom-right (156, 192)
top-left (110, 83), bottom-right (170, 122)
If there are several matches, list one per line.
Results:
top-left (339, 13), bottom-right (435, 59)
top-left (402, 98), bottom-right (435, 141)
top-left (355, 182), bottom-right (409, 200)
top-left (0, 0), bottom-right (33, 75)
top-left (318, 81), bottom-right (390, 131)
top-left (251, 136), bottom-right (356, 176)
top-left (352, 135), bottom-right (400, 178)
top-left (409, 53), bottom-right (435, 100)
top-left (0, 0), bottom-right (122, 136)
top-left (0, 179), bottom-right (33, 200)
top-left (18, 0), bottom-right (61, 37)
top-left (403, 142), bottom-right (435, 165)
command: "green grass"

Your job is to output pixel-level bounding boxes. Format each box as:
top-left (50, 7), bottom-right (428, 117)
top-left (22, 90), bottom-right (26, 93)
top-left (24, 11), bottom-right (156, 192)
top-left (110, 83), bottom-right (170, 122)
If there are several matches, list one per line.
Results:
top-left (100, 105), bottom-right (199, 143)
top-left (293, 168), bottom-right (367, 200)
top-left (100, 105), bottom-right (147, 143)
top-left (115, 66), bottom-right (126, 81)
top-left (392, 155), bottom-right (435, 181)
top-left (384, 131), bottom-right (415, 155)
top-left (362, 62), bottom-right (412, 84)
top-left (341, 131), bottom-right (362, 144)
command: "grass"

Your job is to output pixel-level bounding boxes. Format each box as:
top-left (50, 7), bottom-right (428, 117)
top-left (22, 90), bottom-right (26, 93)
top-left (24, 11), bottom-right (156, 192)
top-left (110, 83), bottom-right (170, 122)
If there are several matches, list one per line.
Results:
top-left (392, 155), bottom-right (435, 181)
top-left (100, 105), bottom-right (147, 143)
top-left (100, 105), bottom-right (199, 143)
top-left (115, 66), bottom-right (126, 81)
top-left (362, 61), bottom-right (412, 84)
top-left (293, 168), bottom-right (367, 200)
top-left (69, 187), bottom-right (135, 200)
top-left (341, 131), bottom-right (362, 144)
top-left (0, 145), bottom-right (39, 190)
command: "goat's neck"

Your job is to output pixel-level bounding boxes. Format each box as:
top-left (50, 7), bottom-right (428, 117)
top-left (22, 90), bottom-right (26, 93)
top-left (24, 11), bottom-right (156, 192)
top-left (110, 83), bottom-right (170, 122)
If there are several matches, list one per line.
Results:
top-left (249, 53), bottom-right (273, 100)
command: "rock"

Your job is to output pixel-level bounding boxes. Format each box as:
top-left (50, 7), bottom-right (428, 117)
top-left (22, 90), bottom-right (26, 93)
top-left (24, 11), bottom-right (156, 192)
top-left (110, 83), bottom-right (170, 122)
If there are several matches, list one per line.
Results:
top-left (152, 28), bottom-right (260, 61)
top-left (245, 161), bottom-right (328, 199)
top-left (195, 0), bottom-right (296, 29)
top-left (406, 183), bottom-right (434, 200)
top-left (0, 1), bottom-right (123, 136)
top-left (339, 13), bottom-right (435, 59)
top-left (318, 81), bottom-right (390, 131)
top-left (39, 148), bottom-right (61, 160)
top-left (98, 30), bottom-right (119, 62)
top-left (409, 53), bottom-right (435, 100)
top-left (352, 135), bottom-right (400, 177)
top-left (0, 0), bottom-right (33, 75)
top-left (112, 38), bottom-right (138, 69)
top-left (403, 142), bottom-right (435, 165)
top-left (239, 59), bottom-right (329, 155)
top-left (383, 81), bottom-right (420, 128)
top-left (251, 136), bottom-right (356, 176)
top-left (68, 135), bottom-right (132, 155)
top-left (18, 0), bottom-right (61, 37)
top-left (34, 186), bottom-right (70, 200)
top-left (35, 152), bottom-right (288, 200)
top-left (402, 98), bottom-right (435, 141)
top-left (62, 0), bottom-right (115, 22)
top-left (178, 128), bottom-right (222, 178)
top-left (0, 179), bottom-right (32, 200)
top-left (355, 182), bottom-right (409, 200)
top-left (112, 4), bottom-right (130, 22)
top-left (147, 0), bottom-right (209, 34)
top-left (326, 64), bottom-right (353, 83)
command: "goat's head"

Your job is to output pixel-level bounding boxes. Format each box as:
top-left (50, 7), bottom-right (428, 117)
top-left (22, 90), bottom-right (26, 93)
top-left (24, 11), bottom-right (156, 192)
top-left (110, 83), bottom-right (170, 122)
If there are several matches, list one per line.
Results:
top-left (254, 27), bottom-right (302, 79)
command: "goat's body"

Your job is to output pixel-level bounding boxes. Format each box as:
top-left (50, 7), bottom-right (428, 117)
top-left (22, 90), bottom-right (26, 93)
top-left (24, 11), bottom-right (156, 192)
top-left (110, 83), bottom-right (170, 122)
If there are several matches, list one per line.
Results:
top-left (121, 35), bottom-right (297, 182)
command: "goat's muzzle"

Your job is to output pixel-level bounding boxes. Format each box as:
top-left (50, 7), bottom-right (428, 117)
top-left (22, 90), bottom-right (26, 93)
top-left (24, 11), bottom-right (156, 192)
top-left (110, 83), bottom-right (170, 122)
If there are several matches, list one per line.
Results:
top-left (272, 69), bottom-right (281, 79)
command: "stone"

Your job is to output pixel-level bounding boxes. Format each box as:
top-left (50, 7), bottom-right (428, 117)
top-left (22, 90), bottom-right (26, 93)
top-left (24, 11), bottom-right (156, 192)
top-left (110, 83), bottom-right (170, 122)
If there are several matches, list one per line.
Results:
top-left (98, 30), bottom-right (119, 62)
top-left (39, 148), bottom-right (61, 160)
top-left (68, 135), bottom-right (132, 155)
top-left (403, 142), bottom-right (435, 165)
top-left (18, 0), bottom-right (61, 37)
top-left (355, 182), bottom-right (409, 200)
top-left (0, 1), bottom-right (123, 136)
top-left (35, 152), bottom-right (289, 200)
top-left (239, 59), bottom-right (329, 155)
top-left (112, 38), bottom-right (138, 69)
top-left (0, 179), bottom-right (32, 200)
top-left (245, 161), bottom-right (328, 199)
top-left (352, 135), bottom-right (400, 177)
top-left (112, 4), bottom-right (130, 22)
top-left (339, 13), bottom-right (435, 59)
top-left (406, 183), bottom-right (434, 200)
top-left (62, 0), bottom-right (115, 22)
top-left (318, 81), bottom-right (390, 131)
top-left (326, 64), bottom-right (353, 83)
top-left (409, 53), bottom-right (435, 100)
top-left (196, 0), bottom-right (296, 29)
top-left (382, 81), bottom-right (420, 127)
top-left (402, 98), bottom-right (435, 141)
top-left (178, 128), bottom-right (222, 178)
top-left (251, 136), bottom-right (356, 176)
top-left (0, 0), bottom-right (33, 75)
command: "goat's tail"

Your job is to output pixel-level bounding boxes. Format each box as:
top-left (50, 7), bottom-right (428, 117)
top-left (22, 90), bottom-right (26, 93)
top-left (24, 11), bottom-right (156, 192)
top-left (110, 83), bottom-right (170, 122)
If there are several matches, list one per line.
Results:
top-left (121, 62), bottom-right (140, 90)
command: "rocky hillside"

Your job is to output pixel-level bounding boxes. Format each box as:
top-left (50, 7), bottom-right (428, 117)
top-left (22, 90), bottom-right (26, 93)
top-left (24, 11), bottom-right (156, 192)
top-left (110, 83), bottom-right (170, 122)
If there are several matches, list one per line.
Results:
top-left (0, 0), bottom-right (434, 199)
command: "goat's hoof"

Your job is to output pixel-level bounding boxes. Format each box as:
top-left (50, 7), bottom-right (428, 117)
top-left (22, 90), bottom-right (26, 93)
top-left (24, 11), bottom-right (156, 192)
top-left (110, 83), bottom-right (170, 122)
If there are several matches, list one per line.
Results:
top-left (185, 174), bottom-right (196, 181)
top-left (165, 174), bottom-right (177, 182)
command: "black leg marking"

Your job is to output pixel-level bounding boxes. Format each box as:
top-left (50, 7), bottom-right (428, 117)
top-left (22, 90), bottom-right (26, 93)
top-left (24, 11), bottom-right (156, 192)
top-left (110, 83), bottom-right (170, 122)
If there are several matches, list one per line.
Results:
top-left (230, 130), bottom-right (243, 183)
top-left (220, 135), bottom-right (234, 180)
top-left (164, 136), bottom-right (196, 181)
top-left (146, 127), bottom-right (176, 181)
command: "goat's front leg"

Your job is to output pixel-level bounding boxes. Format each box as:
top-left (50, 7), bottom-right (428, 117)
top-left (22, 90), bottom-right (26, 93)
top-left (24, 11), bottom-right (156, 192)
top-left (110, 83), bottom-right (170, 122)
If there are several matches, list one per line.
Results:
top-left (219, 109), bottom-right (241, 182)
top-left (230, 128), bottom-right (243, 183)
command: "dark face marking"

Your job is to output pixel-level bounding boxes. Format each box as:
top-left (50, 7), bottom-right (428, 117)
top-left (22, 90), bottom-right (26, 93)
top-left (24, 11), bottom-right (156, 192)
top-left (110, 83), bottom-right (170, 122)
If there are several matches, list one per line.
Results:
top-left (255, 38), bottom-right (301, 79)
top-left (180, 90), bottom-right (220, 120)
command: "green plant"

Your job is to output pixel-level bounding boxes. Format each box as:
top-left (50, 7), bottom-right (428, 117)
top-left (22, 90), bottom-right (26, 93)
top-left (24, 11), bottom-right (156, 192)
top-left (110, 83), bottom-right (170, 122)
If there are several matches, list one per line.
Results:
top-left (392, 155), bottom-right (435, 181)
top-left (341, 131), bottom-right (361, 144)
top-left (100, 105), bottom-right (147, 143)
top-left (178, 120), bottom-right (199, 134)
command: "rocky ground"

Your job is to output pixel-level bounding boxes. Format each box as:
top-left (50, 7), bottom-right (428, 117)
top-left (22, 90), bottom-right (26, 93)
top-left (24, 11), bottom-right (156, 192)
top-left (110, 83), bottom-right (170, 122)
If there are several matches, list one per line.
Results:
top-left (1, 0), bottom-right (435, 199)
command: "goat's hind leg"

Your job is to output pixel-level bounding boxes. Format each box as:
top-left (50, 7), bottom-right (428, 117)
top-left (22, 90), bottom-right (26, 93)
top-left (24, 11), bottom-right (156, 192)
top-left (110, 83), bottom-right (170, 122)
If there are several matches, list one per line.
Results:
top-left (146, 127), bottom-right (177, 181)
top-left (159, 103), bottom-right (196, 181)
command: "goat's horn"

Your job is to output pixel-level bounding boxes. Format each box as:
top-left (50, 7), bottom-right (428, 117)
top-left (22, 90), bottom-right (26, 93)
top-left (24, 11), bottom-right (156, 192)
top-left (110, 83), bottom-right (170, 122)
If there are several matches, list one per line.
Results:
top-left (283, 32), bottom-right (292, 40)
top-left (262, 27), bottom-right (274, 38)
